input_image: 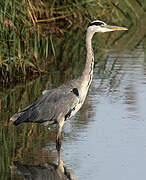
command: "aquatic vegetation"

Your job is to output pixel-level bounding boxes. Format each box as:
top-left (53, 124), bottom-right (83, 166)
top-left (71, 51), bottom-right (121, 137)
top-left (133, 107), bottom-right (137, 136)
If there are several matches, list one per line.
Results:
top-left (0, 0), bottom-right (142, 84)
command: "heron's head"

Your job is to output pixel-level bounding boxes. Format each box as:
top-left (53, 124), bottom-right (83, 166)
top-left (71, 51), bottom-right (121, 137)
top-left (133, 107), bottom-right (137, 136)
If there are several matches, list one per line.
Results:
top-left (87, 20), bottom-right (128, 33)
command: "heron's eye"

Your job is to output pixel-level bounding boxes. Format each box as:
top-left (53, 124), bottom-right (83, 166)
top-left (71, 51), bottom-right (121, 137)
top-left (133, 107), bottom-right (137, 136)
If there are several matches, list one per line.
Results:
top-left (101, 23), bottom-right (106, 27)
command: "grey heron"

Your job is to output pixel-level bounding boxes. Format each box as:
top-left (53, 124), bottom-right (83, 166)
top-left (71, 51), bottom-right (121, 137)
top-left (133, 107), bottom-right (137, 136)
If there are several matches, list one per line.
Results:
top-left (10, 20), bottom-right (127, 150)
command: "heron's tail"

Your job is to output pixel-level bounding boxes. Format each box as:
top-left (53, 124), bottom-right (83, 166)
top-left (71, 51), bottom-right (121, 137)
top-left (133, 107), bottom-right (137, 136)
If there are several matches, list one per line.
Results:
top-left (10, 112), bottom-right (29, 126)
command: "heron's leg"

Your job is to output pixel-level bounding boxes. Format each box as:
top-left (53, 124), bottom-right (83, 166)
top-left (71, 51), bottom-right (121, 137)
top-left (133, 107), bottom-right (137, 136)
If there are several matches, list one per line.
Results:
top-left (57, 150), bottom-right (64, 173)
top-left (56, 119), bottom-right (64, 151)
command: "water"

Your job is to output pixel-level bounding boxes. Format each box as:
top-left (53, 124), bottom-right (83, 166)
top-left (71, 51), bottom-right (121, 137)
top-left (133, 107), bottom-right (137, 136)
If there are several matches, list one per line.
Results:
top-left (61, 46), bottom-right (146, 180)
top-left (1, 16), bottom-right (146, 180)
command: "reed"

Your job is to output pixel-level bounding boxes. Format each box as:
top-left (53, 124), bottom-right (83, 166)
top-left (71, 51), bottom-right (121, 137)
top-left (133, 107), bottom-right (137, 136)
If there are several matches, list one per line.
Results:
top-left (1, 0), bottom-right (141, 85)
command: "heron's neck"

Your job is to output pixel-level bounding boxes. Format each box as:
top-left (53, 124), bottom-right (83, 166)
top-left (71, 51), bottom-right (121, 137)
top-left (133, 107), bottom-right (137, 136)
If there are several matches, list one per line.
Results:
top-left (81, 30), bottom-right (95, 87)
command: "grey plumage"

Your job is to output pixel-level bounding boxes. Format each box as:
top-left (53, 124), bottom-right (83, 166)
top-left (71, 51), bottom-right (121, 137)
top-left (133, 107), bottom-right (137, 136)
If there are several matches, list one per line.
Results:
top-left (12, 79), bottom-right (81, 125)
top-left (10, 20), bottom-right (127, 150)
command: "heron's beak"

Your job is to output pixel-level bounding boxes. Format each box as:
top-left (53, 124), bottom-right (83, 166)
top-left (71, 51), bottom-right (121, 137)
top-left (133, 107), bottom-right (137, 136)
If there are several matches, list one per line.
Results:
top-left (106, 25), bottom-right (128, 31)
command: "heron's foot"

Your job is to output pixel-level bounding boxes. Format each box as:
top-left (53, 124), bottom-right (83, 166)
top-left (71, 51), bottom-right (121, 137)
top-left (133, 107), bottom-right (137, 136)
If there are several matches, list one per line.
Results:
top-left (56, 137), bottom-right (62, 151)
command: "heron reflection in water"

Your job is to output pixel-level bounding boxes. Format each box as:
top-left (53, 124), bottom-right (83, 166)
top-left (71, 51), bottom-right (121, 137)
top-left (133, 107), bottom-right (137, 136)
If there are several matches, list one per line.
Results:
top-left (10, 20), bottom-right (127, 150)
top-left (11, 150), bottom-right (78, 180)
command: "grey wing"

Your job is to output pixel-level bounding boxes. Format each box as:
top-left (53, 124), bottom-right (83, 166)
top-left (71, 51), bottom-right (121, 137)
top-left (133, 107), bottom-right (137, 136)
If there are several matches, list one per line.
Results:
top-left (11, 78), bottom-right (81, 125)
top-left (28, 87), bottom-right (80, 123)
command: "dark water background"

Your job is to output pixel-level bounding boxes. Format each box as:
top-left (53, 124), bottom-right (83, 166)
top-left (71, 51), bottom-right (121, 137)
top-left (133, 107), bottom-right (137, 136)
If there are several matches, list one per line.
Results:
top-left (1, 2), bottom-right (146, 180)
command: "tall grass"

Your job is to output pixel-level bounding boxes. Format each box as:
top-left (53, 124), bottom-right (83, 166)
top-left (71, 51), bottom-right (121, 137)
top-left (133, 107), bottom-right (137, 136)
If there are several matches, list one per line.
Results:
top-left (0, 0), bottom-right (141, 85)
